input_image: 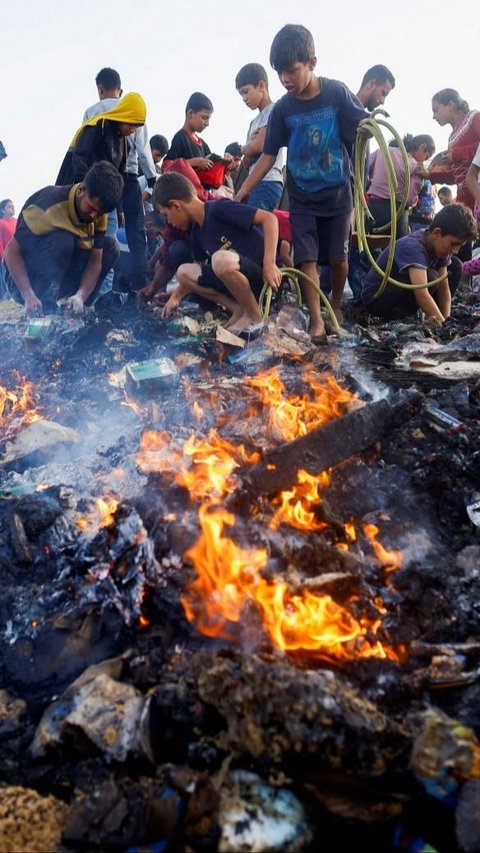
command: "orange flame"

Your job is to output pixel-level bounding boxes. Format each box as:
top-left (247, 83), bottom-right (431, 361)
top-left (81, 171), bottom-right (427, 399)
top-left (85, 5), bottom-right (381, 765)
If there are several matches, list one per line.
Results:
top-left (136, 367), bottom-right (401, 661)
top-left (0, 377), bottom-right (42, 440)
top-left (247, 367), bottom-right (355, 441)
top-left (136, 430), bottom-right (184, 478)
top-left (182, 504), bottom-right (396, 661)
top-left (177, 431), bottom-right (260, 501)
top-left (363, 524), bottom-right (403, 574)
top-left (75, 495), bottom-right (120, 533)
top-left (270, 469), bottom-right (330, 531)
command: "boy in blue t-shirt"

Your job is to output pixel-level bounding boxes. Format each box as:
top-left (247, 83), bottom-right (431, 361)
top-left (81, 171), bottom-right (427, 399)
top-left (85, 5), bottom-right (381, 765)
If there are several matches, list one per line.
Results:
top-left (152, 172), bottom-right (282, 335)
top-left (361, 204), bottom-right (477, 322)
top-left (236, 24), bottom-right (368, 341)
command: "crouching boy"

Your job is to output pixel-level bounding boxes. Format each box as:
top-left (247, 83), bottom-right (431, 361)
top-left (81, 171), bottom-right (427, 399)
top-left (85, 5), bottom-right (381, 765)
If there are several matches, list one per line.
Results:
top-left (361, 204), bottom-right (478, 322)
top-left (153, 172), bottom-right (282, 335)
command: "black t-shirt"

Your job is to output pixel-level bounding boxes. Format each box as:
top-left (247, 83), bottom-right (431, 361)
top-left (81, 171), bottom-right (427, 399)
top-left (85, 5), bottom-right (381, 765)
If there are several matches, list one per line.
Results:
top-left (166, 129), bottom-right (211, 161)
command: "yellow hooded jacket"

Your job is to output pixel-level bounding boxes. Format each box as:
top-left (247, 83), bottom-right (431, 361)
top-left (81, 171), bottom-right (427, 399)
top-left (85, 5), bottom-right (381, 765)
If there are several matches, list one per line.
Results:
top-left (70, 92), bottom-right (147, 147)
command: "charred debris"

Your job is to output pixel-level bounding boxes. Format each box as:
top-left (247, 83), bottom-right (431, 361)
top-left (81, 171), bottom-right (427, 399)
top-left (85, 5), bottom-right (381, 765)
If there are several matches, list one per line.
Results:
top-left (1, 289), bottom-right (480, 852)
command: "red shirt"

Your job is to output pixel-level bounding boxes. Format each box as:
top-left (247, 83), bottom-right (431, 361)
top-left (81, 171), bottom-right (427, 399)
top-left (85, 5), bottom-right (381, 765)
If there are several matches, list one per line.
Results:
top-left (0, 217), bottom-right (16, 257)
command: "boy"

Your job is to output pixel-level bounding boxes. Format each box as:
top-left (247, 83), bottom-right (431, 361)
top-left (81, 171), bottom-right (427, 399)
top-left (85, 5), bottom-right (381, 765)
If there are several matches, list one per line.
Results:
top-left (438, 186), bottom-right (453, 207)
top-left (235, 24), bottom-right (369, 341)
top-left (235, 63), bottom-right (284, 211)
top-left (152, 172), bottom-right (282, 335)
top-left (360, 203), bottom-right (477, 322)
top-left (165, 93), bottom-right (217, 183)
top-left (4, 161), bottom-right (123, 316)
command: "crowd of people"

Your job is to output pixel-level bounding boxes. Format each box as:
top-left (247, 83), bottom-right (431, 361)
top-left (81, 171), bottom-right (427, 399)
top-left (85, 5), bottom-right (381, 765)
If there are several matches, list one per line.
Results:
top-left (1, 23), bottom-right (479, 341)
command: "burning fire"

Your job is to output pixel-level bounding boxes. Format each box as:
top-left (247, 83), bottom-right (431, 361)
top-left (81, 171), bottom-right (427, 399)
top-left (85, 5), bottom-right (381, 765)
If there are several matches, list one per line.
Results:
top-left (182, 504), bottom-right (396, 662)
top-left (177, 431), bottom-right (260, 501)
top-left (75, 495), bottom-right (120, 534)
top-left (270, 468), bottom-right (330, 531)
top-left (246, 367), bottom-right (355, 441)
top-left (363, 523), bottom-right (403, 573)
top-left (137, 366), bottom-right (401, 661)
top-left (0, 376), bottom-right (42, 441)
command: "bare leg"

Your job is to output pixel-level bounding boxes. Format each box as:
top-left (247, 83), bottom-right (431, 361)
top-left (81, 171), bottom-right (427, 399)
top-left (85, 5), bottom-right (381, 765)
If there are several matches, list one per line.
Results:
top-left (211, 250), bottom-right (262, 334)
top-left (161, 262), bottom-right (238, 318)
top-left (299, 260), bottom-right (325, 338)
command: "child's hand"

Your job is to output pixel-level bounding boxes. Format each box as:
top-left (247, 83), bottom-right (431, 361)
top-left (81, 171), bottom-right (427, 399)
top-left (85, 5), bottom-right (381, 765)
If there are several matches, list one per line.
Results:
top-left (263, 261), bottom-right (283, 291)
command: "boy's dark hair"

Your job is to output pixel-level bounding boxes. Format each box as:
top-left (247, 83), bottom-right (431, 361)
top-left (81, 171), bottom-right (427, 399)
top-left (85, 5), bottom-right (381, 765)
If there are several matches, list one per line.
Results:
top-left (360, 64), bottom-right (395, 89)
top-left (438, 186), bottom-right (452, 196)
top-left (185, 92), bottom-right (213, 114)
top-left (235, 63), bottom-right (269, 90)
top-left (145, 210), bottom-right (166, 229)
top-left (225, 142), bottom-right (242, 157)
top-left (153, 173), bottom-right (196, 208)
top-left (429, 203), bottom-right (477, 241)
top-left (83, 161), bottom-right (124, 211)
top-left (270, 24), bottom-right (315, 72)
top-left (95, 67), bottom-right (121, 90)
top-left (149, 134), bottom-right (169, 156)
top-left (432, 88), bottom-right (469, 114)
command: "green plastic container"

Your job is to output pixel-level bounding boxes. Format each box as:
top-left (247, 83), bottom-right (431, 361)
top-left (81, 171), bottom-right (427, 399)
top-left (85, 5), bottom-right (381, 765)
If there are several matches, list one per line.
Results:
top-left (24, 318), bottom-right (54, 341)
top-left (125, 357), bottom-right (179, 395)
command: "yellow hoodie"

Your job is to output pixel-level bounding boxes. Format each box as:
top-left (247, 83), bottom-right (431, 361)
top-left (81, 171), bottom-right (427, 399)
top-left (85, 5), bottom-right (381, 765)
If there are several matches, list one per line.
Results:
top-left (70, 92), bottom-right (146, 147)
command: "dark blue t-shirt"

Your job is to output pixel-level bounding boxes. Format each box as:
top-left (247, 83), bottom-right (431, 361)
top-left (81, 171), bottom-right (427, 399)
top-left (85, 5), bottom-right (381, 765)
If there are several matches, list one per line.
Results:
top-left (361, 228), bottom-right (451, 305)
top-left (190, 199), bottom-right (265, 266)
top-left (263, 77), bottom-right (367, 217)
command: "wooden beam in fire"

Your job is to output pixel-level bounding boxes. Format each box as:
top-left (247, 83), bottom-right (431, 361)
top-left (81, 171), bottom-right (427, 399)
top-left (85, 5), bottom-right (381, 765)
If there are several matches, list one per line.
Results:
top-left (241, 389), bottom-right (423, 497)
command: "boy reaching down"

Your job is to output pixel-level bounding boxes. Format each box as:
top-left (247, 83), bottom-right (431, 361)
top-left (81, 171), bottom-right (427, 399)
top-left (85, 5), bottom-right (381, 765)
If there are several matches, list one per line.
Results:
top-left (361, 204), bottom-right (478, 322)
top-left (153, 172), bottom-right (282, 335)
top-left (235, 24), bottom-right (369, 341)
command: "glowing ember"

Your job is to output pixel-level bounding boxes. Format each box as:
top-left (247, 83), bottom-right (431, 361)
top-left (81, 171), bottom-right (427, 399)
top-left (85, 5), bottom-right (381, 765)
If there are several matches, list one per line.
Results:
top-left (136, 430), bottom-right (184, 477)
top-left (75, 495), bottom-right (120, 534)
top-left (182, 504), bottom-right (396, 662)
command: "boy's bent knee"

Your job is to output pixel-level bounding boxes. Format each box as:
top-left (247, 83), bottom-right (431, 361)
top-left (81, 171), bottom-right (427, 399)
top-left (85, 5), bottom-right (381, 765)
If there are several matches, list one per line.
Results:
top-left (177, 262), bottom-right (202, 284)
top-left (211, 249), bottom-right (239, 278)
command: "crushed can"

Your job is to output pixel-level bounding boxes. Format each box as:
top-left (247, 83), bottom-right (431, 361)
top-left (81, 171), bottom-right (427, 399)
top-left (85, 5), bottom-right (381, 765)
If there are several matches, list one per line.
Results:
top-left (125, 357), bottom-right (179, 396)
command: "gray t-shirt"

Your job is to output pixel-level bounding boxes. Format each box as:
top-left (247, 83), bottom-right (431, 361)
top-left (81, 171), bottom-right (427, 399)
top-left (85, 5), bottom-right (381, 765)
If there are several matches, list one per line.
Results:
top-left (247, 103), bottom-right (283, 183)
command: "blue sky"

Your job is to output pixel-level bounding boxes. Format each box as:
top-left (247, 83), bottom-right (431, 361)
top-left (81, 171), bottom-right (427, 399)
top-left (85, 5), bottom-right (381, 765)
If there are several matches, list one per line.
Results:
top-left (1, 0), bottom-right (477, 210)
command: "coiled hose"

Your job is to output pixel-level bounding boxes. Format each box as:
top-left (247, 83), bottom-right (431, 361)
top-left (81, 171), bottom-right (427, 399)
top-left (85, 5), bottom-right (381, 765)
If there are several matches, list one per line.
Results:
top-left (259, 109), bottom-right (445, 328)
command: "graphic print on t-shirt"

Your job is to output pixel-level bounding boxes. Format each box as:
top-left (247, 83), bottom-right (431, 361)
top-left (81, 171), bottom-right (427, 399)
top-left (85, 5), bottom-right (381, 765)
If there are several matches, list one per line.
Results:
top-left (286, 107), bottom-right (345, 192)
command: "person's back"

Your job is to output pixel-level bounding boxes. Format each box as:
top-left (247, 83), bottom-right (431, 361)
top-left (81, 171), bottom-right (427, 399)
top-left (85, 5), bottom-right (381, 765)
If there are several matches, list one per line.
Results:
top-left (235, 63), bottom-right (283, 211)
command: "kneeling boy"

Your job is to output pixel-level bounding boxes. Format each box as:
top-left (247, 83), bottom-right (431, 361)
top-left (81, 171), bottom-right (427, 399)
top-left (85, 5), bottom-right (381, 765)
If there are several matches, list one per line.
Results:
top-left (152, 172), bottom-right (282, 335)
top-left (361, 204), bottom-right (477, 322)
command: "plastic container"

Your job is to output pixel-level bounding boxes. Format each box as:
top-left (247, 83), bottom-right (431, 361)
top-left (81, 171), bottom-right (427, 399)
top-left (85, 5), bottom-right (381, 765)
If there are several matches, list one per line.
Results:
top-left (125, 357), bottom-right (179, 396)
